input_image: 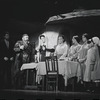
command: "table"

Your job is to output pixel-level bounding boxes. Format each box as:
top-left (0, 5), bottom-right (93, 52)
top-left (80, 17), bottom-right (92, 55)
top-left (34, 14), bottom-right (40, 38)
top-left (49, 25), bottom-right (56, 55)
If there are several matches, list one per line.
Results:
top-left (21, 63), bottom-right (38, 71)
top-left (36, 60), bottom-right (81, 86)
top-left (20, 63), bottom-right (38, 86)
top-left (21, 61), bottom-right (81, 86)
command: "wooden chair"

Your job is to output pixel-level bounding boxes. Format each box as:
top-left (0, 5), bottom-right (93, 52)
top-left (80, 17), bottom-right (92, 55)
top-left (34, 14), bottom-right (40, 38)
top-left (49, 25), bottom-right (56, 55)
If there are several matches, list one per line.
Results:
top-left (45, 56), bottom-right (59, 91)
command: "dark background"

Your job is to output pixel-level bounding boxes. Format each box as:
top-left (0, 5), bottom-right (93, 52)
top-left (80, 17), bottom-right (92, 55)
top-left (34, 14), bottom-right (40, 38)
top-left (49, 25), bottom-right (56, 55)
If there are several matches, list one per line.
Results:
top-left (0, 0), bottom-right (100, 44)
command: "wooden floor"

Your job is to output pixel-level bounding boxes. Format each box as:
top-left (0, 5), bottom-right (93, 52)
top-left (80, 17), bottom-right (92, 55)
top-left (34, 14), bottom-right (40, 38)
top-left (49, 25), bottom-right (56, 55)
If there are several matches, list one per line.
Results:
top-left (0, 89), bottom-right (100, 100)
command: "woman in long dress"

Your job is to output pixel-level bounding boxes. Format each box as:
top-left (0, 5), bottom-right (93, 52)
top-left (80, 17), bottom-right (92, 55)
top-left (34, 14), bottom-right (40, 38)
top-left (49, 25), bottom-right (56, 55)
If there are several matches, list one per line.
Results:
top-left (78, 33), bottom-right (89, 82)
top-left (38, 35), bottom-right (47, 61)
top-left (68, 35), bottom-right (81, 61)
top-left (91, 37), bottom-right (100, 92)
top-left (54, 34), bottom-right (69, 60)
top-left (91, 37), bottom-right (100, 81)
top-left (83, 38), bottom-right (100, 92)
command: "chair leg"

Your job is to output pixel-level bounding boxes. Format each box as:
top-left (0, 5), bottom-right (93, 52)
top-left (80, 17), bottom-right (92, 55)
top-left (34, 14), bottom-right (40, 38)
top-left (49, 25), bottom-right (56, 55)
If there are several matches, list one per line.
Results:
top-left (45, 77), bottom-right (59, 91)
top-left (56, 78), bottom-right (58, 91)
top-left (56, 85), bottom-right (58, 91)
top-left (42, 76), bottom-right (45, 91)
top-left (72, 82), bottom-right (74, 91)
top-left (46, 77), bottom-right (48, 91)
top-left (72, 77), bottom-right (76, 92)
top-left (26, 70), bottom-right (29, 86)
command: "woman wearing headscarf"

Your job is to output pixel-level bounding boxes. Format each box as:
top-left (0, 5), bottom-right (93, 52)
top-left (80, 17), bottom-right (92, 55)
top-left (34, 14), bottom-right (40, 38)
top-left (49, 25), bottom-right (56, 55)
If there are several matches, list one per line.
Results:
top-left (83, 37), bottom-right (100, 92)
top-left (68, 35), bottom-right (81, 61)
top-left (36, 34), bottom-right (55, 62)
top-left (92, 37), bottom-right (100, 92)
top-left (38, 35), bottom-right (48, 61)
top-left (92, 37), bottom-right (100, 78)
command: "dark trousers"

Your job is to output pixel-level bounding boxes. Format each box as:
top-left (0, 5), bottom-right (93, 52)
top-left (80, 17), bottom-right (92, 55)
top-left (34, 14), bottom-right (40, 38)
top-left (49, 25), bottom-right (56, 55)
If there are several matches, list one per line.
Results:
top-left (0, 61), bottom-right (12, 89)
top-left (13, 70), bottom-right (26, 89)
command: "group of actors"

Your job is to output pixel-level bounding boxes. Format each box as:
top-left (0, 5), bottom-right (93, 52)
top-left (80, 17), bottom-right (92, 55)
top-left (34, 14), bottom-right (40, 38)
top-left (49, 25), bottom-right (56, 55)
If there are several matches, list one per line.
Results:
top-left (0, 31), bottom-right (100, 92)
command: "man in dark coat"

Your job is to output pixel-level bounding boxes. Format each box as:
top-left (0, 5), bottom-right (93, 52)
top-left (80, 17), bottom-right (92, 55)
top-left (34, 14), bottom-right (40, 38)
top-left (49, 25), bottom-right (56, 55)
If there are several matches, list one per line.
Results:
top-left (13, 34), bottom-right (36, 89)
top-left (0, 32), bottom-right (14, 89)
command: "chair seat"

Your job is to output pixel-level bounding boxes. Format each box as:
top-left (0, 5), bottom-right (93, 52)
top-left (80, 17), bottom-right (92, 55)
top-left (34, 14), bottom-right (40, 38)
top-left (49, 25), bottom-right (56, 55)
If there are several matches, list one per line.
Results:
top-left (48, 72), bottom-right (58, 75)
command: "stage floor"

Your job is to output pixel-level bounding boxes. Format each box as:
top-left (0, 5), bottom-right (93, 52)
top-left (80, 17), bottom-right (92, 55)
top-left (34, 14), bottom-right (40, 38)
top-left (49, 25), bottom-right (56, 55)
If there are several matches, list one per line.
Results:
top-left (0, 89), bottom-right (100, 100)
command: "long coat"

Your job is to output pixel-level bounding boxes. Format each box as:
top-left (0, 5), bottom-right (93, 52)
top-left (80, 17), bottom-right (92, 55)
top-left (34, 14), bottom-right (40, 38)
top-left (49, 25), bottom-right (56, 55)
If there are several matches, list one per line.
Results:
top-left (78, 43), bottom-right (88, 80)
top-left (83, 45), bottom-right (100, 82)
top-left (92, 45), bottom-right (100, 81)
top-left (13, 40), bottom-right (36, 88)
top-left (13, 40), bottom-right (34, 76)
top-left (0, 39), bottom-right (15, 88)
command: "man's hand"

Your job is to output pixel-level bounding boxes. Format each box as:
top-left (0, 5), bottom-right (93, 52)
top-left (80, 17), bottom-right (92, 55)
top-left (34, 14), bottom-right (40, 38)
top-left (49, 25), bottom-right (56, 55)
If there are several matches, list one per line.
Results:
top-left (20, 45), bottom-right (24, 50)
top-left (42, 46), bottom-right (46, 50)
top-left (4, 57), bottom-right (8, 61)
top-left (78, 58), bottom-right (85, 63)
top-left (10, 57), bottom-right (14, 61)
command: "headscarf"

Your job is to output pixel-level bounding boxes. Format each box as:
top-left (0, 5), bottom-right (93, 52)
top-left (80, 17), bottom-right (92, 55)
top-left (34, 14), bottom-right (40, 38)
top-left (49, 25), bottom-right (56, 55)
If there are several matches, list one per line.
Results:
top-left (92, 37), bottom-right (100, 56)
top-left (92, 37), bottom-right (100, 46)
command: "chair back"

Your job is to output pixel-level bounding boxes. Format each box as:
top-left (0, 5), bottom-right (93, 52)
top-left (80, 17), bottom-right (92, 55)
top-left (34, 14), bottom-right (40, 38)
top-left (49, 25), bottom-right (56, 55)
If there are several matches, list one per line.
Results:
top-left (45, 56), bottom-right (59, 75)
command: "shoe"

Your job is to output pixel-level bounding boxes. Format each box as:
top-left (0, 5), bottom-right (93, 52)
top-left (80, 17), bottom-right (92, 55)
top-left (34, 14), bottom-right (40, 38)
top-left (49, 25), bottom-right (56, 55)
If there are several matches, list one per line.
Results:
top-left (91, 90), bottom-right (95, 93)
top-left (81, 81), bottom-right (83, 84)
top-left (86, 89), bottom-right (91, 92)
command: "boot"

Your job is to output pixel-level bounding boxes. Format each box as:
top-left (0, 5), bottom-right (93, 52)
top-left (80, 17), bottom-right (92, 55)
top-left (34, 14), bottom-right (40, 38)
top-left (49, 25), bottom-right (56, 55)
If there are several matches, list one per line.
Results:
top-left (89, 81), bottom-right (95, 93)
top-left (84, 81), bottom-right (90, 92)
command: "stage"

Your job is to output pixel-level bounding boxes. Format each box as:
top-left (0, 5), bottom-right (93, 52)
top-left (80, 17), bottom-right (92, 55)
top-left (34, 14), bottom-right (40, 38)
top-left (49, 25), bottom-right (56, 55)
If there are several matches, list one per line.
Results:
top-left (0, 89), bottom-right (100, 100)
